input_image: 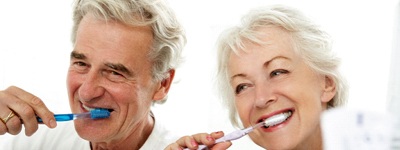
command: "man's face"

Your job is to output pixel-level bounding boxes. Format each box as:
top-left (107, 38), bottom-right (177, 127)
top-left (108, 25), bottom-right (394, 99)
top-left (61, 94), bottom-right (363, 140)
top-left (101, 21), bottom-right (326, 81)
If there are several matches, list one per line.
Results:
top-left (67, 14), bottom-right (162, 142)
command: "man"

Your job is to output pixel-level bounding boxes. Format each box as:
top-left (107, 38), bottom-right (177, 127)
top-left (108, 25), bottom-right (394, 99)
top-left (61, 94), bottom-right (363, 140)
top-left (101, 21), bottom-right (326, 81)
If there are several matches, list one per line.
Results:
top-left (0, 0), bottom-right (186, 149)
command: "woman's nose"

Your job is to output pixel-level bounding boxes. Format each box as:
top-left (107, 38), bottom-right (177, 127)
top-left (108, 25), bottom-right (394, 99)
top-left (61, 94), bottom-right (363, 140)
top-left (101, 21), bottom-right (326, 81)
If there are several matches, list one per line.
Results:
top-left (78, 71), bottom-right (105, 102)
top-left (254, 83), bottom-right (277, 108)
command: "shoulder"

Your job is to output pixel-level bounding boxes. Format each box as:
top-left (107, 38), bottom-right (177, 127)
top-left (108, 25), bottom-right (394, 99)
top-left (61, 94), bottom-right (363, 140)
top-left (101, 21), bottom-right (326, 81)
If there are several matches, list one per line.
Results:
top-left (0, 122), bottom-right (90, 150)
top-left (140, 112), bottom-right (179, 150)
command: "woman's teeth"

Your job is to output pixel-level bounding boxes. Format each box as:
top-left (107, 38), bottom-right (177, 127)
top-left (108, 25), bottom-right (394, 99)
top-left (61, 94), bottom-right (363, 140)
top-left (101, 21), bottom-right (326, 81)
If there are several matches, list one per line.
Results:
top-left (263, 111), bottom-right (292, 128)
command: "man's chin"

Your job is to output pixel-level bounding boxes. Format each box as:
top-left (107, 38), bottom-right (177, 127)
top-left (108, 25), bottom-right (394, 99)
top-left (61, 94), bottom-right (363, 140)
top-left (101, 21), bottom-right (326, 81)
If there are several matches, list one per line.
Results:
top-left (75, 120), bottom-right (106, 138)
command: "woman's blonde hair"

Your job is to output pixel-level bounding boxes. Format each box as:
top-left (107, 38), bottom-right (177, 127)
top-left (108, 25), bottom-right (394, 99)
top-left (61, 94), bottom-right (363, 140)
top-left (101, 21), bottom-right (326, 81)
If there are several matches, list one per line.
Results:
top-left (216, 5), bottom-right (348, 127)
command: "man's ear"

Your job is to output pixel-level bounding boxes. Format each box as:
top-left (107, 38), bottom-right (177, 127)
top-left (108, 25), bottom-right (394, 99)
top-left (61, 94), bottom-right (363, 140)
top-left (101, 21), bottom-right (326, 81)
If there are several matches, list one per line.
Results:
top-left (321, 75), bottom-right (336, 103)
top-left (152, 69), bottom-right (175, 101)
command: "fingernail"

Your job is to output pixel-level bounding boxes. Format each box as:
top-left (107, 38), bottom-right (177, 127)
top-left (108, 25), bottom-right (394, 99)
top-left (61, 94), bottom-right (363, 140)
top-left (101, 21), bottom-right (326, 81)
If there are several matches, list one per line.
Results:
top-left (49, 119), bottom-right (57, 128)
top-left (214, 131), bottom-right (222, 134)
top-left (191, 140), bottom-right (198, 147)
top-left (206, 135), bottom-right (214, 141)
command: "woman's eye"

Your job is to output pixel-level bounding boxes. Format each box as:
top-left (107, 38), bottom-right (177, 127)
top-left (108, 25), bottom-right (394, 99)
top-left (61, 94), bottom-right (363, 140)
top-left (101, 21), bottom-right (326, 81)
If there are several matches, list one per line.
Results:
top-left (270, 69), bottom-right (289, 77)
top-left (235, 84), bottom-right (249, 94)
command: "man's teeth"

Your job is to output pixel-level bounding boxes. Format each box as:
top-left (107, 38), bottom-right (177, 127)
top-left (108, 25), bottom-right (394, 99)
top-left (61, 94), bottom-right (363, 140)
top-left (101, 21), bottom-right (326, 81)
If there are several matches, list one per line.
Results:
top-left (82, 105), bottom-right (95, 111)
top-left (263, 111), bottom-right (292, 128)
top-left (83, 105), bottom-right (114, 112)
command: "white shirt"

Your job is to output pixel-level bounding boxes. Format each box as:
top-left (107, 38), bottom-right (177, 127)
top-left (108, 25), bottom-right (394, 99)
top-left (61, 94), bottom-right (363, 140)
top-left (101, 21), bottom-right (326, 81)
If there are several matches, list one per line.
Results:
top-left (0, 113), bottom-right (177, 150)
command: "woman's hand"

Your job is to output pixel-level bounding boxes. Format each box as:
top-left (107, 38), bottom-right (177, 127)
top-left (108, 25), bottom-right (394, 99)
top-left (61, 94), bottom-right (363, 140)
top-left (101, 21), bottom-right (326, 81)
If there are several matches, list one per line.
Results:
top-left (165, 131), bottom-right (232, 150)
top-left (0, 86), bottom-right (56, 136)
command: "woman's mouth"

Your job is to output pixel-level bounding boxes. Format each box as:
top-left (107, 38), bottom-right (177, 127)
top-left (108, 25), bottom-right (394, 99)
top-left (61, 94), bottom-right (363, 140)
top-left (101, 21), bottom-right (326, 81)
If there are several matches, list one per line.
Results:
top-left (259, 110), bottom-right (293, 128)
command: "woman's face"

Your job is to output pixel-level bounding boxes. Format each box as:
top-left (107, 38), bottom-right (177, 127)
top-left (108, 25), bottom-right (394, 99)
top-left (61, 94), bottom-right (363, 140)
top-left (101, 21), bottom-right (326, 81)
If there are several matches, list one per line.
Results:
top-left (228, 27), bottom-right (335, 149)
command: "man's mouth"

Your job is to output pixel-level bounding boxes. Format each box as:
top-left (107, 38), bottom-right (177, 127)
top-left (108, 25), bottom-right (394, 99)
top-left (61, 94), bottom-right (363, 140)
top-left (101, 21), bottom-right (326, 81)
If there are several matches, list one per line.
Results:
top-left (82, 104), bottom-right (114, 112)
top-left (259, 110), bottom-right (293, 128)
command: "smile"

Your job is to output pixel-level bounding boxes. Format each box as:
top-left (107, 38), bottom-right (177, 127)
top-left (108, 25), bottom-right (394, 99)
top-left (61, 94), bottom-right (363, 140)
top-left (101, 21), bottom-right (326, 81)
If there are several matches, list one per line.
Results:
top-left (259, 110), bottom-right (293, 128)
top-left (82, 104), bottom-right (114, 112)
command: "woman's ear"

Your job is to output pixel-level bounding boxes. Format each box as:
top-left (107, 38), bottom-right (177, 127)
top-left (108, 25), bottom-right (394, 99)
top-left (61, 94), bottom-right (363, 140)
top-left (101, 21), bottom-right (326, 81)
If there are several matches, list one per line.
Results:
top-left (152, 69), bottom-right (175, 101)
top-left (321, 75), bottom-right (336, 103)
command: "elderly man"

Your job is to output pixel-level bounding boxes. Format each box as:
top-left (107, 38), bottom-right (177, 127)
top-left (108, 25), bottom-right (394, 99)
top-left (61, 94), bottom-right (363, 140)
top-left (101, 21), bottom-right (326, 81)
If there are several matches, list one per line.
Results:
top-left (0, 0), bottom-right (185, 149)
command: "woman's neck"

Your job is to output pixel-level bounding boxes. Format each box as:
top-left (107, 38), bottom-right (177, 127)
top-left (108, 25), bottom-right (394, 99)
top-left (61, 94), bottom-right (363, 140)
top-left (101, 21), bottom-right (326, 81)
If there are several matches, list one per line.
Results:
top-left (295, 125), bottom-right (323, 150)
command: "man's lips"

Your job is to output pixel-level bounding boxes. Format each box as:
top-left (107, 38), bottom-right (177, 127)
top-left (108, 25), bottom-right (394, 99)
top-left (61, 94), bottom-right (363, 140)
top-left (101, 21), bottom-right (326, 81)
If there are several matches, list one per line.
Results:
top-left (81, 104), bottom-right (114, 112)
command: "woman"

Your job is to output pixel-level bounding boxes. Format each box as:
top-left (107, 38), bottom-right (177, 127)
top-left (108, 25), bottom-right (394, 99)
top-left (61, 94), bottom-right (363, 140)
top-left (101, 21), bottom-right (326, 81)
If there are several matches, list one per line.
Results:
top-left (165, 5), bottom-right (348, 150)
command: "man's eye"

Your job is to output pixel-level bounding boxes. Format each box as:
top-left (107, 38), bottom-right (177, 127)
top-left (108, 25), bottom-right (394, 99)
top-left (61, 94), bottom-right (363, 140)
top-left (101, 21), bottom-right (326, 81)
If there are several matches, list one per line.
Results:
top-left (71, 61), bottom-right (89, 71)
top-left (72, 61), bottom-right (87, 67)
top-left (77, 62), bottom-right (86, 66)
top-left (110, 71), bottom-right (122, 76)
top-left (270, 69), bottom-right (289, 77)
top-left (104, 70), bottom-right (126, 82)
top-left (235, 84), bottom-right (249, 94)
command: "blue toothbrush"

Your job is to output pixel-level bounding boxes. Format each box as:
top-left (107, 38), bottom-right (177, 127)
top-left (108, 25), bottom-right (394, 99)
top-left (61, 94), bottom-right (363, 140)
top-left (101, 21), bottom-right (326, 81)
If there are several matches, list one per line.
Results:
top-left (36, 108), bottom-right (111, 123)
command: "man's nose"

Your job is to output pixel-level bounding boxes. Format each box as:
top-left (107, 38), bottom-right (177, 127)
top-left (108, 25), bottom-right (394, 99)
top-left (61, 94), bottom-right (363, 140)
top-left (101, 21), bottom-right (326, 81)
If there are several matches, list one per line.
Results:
top-left (78, 71), bottom-right (105, 102)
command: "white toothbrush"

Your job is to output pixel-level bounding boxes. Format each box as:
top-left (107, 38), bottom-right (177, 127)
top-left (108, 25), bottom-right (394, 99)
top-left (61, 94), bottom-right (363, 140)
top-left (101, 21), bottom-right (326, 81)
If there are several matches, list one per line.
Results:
top-left (185, 111), bottom-right (291, 150)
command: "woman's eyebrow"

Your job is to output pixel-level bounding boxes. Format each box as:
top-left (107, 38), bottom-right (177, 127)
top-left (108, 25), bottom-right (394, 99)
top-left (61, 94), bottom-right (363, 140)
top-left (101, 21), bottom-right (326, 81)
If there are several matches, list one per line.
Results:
top-left (263, 56), bottom-right (290, 68)
top-left (230, 56), bottom-right (290, 81)
top-left (231, 73), bottom-right (247, 82)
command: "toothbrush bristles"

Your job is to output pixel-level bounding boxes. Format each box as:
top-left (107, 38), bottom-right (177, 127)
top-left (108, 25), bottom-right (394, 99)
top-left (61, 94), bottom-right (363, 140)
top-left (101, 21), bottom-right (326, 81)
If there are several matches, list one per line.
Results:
top-left (90, 108), bottom-right (111, 119)
top-left (263, 111), bottom-right (292, 127)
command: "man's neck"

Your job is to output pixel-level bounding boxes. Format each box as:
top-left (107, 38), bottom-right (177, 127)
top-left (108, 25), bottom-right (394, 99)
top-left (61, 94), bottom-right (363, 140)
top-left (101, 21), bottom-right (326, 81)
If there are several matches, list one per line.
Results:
top-left (90, 114), bottom-right (155, 150)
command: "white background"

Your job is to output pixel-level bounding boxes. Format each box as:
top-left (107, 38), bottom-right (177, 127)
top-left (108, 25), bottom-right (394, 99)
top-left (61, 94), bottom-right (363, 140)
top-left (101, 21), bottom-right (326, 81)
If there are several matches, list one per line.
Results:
top-left (0, 0), bottom-right (398, 149)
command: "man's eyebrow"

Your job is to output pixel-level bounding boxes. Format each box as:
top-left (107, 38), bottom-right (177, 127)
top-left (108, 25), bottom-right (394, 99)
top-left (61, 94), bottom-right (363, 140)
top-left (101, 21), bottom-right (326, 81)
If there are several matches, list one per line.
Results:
top-left (70, 51), bottom-right (86, 60)
top-left (104, 63), bottom-right (133, 76)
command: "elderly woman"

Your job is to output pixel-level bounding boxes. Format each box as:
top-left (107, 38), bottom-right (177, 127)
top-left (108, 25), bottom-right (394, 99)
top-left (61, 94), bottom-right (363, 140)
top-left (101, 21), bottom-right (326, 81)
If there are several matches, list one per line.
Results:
top-left (166, 5), bottom-right (348, 150)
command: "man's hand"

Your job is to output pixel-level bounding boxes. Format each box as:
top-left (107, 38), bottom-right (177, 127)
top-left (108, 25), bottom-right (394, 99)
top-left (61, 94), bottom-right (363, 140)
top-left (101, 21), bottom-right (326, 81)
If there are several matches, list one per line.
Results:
top-left (0, 86), bottom-right (56, 136)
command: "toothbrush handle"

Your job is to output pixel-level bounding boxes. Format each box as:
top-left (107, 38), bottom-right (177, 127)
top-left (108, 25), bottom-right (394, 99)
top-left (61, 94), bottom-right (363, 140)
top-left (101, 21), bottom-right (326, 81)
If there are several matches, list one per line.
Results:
top-left (37, 114), bottom-right (74, 123)
top-left (215, 129), bottom-right (246, 143)
top-left (183, 145), bottom-right (208, 150)
top-left (183, 130), bottom-right (247, 150)
top-left (198, 145), bottom-right (209, 150)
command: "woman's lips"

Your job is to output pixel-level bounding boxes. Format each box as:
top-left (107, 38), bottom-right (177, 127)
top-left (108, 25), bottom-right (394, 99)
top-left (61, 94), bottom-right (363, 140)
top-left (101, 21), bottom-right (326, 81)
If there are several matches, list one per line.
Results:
top-left (257, 108), bottom-right (294, 131)
top-left (263, 111), bottom-right (292, 127)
